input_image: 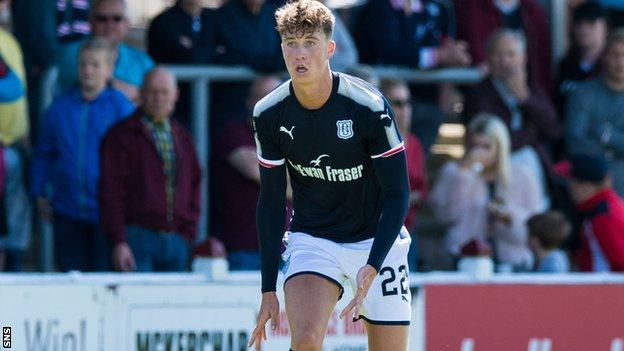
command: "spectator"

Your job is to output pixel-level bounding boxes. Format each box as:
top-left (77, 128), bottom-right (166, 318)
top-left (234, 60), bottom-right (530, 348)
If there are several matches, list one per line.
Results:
top-left (0, 58), bottom-right (24, 101)
top-left (597, 0), bottom-right (624, 28)
top-left (147, 0), bottom-right (216, 129)
top-left (0, 20), bottom-right (32, 271)
top-left (557, 2), bottom-right (608, 115)
top-left (379, 79), bottom-right (428, 231)
top-left (527, 210), bottom-right (571, 272)
top-left (560, 154), bottom-right (624, 272)
top-left (215, 0), bottom-right (283, 72)
top-left (464, 29), bottom-right (559, 209)
top-left (214, 76), bottom-right (282, 270)
top-left (380, 78), bottom-right (428, 271)
top-left (213, 0), bottom-right (284, 130)
top-left (430, 114), bottom-right (543, 271)
top-left (355, 0), bottom-right (468, 153)
top-left (147, 0), bottom-right (216, 64)
top-left (12, 0), bottom-right (91, 141)
top-left (31, 38), bottom-right (134, 272)
top-left (566, 29), bottom-right (624, 196)
top-left (455, 0), bottom-right (552, 92)
top-left (320, 2), bottom-right (358, 71)
top-left (355, 0), bottom-right (470, 69)
top-left (57, 0), bottom-right (154, 103)
top-left (100, 67), bottom-right (201, 272)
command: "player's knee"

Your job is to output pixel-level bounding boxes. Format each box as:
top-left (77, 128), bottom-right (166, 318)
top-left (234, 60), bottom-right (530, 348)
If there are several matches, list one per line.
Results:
top-left (291, 327), bottom-right (324, 350)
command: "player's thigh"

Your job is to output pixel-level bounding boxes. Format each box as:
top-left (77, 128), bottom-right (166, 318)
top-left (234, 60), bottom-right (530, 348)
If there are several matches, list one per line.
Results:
top-left (365, 323), bottom-right (409, 351)
top-left (284, 274), bottom-right (341, 339)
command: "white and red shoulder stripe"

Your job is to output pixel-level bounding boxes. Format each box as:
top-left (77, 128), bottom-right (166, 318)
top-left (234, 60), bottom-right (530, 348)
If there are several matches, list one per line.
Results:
top-left (370, 142), bottom-right (405, 159)
top-left (258, 155), bottom-right (285, 168)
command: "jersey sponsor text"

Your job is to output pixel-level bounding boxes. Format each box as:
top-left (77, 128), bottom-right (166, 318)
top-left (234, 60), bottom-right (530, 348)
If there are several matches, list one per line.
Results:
top-left (289, 160), bottom-right (364, 182)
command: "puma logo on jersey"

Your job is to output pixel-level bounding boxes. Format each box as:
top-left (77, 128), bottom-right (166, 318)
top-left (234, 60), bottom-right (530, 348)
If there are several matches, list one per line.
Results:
top-left (309, 154), bottom-right (329, 166)
top-left (401, 295), bottom-right (409, 303)
top-left (380, 112), bottom-right (391, 120)
top-left (279, 125), bottom-right (295, 140)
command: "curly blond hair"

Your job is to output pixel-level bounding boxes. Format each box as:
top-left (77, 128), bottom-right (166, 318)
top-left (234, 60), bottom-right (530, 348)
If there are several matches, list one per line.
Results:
top-left (275, 0), bottom-right (335, 39)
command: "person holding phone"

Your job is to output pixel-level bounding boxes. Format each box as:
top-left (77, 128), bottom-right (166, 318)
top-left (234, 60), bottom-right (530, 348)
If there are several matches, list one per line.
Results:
top-left (430, 113), bottom-right (544, 271)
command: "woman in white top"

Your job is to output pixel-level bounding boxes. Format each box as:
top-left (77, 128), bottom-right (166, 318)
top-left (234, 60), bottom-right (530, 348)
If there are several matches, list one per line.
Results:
top-left (430, 113), bottom-right (545, 270)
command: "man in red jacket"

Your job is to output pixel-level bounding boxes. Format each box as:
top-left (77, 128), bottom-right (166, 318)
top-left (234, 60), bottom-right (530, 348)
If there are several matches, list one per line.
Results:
top-left (455, 0), bottom-right (552, 92)
top-left (563, 154), bottom-right (624, 272)
top-left (99, 67), bottom-right (201, 271)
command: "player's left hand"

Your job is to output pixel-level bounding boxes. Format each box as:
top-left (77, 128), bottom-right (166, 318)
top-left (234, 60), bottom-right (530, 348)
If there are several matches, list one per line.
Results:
top-left (339, 264), bottom-right (377, 320)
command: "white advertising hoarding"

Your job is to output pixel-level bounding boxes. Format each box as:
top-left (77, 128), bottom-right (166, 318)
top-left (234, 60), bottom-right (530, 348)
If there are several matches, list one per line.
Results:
top-left (0, 285), bottom-right (104, 351)
top-left (111, 282), bottom-right (369, 351)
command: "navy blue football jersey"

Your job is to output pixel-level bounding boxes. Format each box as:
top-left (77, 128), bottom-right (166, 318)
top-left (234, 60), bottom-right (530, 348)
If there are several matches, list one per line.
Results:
top-left (253, 72), bottom-right (405, 243)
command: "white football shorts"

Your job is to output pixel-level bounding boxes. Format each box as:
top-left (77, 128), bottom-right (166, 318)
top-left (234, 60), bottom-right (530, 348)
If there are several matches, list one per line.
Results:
top-left (281, 227), bottom-right (412, 325)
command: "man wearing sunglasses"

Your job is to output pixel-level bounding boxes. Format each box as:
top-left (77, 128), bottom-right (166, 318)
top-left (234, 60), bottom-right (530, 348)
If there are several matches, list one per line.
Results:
top-left (57, 0), bottom-right (154, 103)
top-left (380, 78), bottom-right (428, 272)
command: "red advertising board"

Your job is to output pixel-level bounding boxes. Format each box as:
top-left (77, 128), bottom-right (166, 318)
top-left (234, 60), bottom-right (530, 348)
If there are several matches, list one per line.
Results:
top-left (425, 284), bottom-right (624, 351)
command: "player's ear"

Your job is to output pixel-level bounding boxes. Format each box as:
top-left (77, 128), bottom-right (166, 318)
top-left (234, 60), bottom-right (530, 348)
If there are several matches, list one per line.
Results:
top-left (326, 40), bottom-right (336, 59)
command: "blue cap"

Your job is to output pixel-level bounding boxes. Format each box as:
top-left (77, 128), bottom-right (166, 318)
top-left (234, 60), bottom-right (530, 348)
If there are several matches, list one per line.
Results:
top-left (570, 154), bottom-right (609, 183)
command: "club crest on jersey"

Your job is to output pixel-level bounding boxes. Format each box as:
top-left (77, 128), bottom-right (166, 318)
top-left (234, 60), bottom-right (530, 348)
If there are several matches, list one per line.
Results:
top-left (336, 120), bottom-right (354, 139)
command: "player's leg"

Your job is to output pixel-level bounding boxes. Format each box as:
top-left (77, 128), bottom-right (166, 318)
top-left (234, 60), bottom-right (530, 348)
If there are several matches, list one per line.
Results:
top-left (284, 274), bottom-right (341, 351)
top-left (365, 323), bottom-right (409, 351)
top-left (344, 228), bottom-right (412, 351)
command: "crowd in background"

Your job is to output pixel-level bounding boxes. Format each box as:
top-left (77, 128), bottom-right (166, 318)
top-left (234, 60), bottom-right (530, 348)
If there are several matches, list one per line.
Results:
top-left (0, 0), bottom-right (623, 275)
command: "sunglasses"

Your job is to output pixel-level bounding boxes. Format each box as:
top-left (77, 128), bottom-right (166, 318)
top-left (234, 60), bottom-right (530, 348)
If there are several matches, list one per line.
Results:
top-left (389, 99), bottom-right (412, 108)
top-left (94, 15), bottom-right (125, 23)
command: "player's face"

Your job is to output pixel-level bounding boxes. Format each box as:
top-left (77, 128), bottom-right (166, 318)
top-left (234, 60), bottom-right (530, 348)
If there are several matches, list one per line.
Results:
top-left (605, 41), bottom-right (624, 83)
top-left (386, 86), bottom-right (412, 135)
top-left (78, 49), bottom-right (113, 93)
top-left (488, 36), bottom-right (526, 79)
top-left (281, 30), bottom-right (335, 85)
top-left (91, 1), bottom-right (129, 45)
top-left (468, 133), bottom-right (498, 169)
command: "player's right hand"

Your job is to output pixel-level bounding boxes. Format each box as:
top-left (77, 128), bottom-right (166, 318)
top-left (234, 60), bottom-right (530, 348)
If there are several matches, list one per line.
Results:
top-left (248, 292), bottom-right (280, 350)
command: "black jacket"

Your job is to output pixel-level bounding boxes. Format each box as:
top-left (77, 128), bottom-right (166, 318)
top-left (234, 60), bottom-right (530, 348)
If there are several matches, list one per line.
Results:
top-left (147, 2), bottom-right (216, 64)
top-left (215, 0), bottom-right (284, 72)
top-left (354, 0), bottom-right (454, 67)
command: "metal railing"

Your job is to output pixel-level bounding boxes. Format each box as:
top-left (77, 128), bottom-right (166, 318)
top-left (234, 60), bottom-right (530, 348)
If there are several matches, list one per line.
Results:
top-left (166, 64), bottom-right (484, 244)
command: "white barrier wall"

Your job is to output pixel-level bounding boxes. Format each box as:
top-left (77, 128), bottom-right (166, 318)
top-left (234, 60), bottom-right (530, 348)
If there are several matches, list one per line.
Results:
top-left (2, 272), bottom-right (623, 351)
top-left (0, 273), bottom-right (378, 351)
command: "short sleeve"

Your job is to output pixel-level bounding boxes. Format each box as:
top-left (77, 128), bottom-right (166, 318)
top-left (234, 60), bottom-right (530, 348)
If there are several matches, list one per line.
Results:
top-left (253, 114), bottom-right (285, 168)
top-left (367, 100), bottom-right (405, 158)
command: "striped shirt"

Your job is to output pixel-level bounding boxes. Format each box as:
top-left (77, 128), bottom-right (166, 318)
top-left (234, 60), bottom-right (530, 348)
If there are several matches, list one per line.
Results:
top-left (143, 116), bottom-right (176, 222)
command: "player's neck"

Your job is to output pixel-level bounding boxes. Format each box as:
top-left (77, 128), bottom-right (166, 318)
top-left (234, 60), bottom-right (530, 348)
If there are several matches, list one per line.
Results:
top-left (292, 69), bottom-right (333, 110)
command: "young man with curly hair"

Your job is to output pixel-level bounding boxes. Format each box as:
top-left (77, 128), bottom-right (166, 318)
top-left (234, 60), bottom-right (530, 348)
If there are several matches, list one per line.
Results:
top-left (248, 1), bottom-right (411, 349)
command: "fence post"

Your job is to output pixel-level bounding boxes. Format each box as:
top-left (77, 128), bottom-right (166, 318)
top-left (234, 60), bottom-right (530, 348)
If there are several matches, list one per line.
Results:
top-left (191, 78), bottom-right (209, 243)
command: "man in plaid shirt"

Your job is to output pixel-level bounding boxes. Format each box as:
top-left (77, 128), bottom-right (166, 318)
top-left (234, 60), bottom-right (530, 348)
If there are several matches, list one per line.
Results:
top-left (99, 67), bottom-right (201, 272)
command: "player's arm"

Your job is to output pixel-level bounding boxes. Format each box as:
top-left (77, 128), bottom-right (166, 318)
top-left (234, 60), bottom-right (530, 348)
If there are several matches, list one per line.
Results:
top-left (249, 112), bottom-right (286, 348)
top-left (367, 153), bottom-right (410, 270)
top-left (366, 99), bottom-right (410, 270)
top-left (257, 164), bottom-right (288, 292)
top-left (340, 99), bottom-right (409, 320)
top-left (250, 166), bottom-right (286, 348)
top-left (253, 114), bottom-right (288, 292)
